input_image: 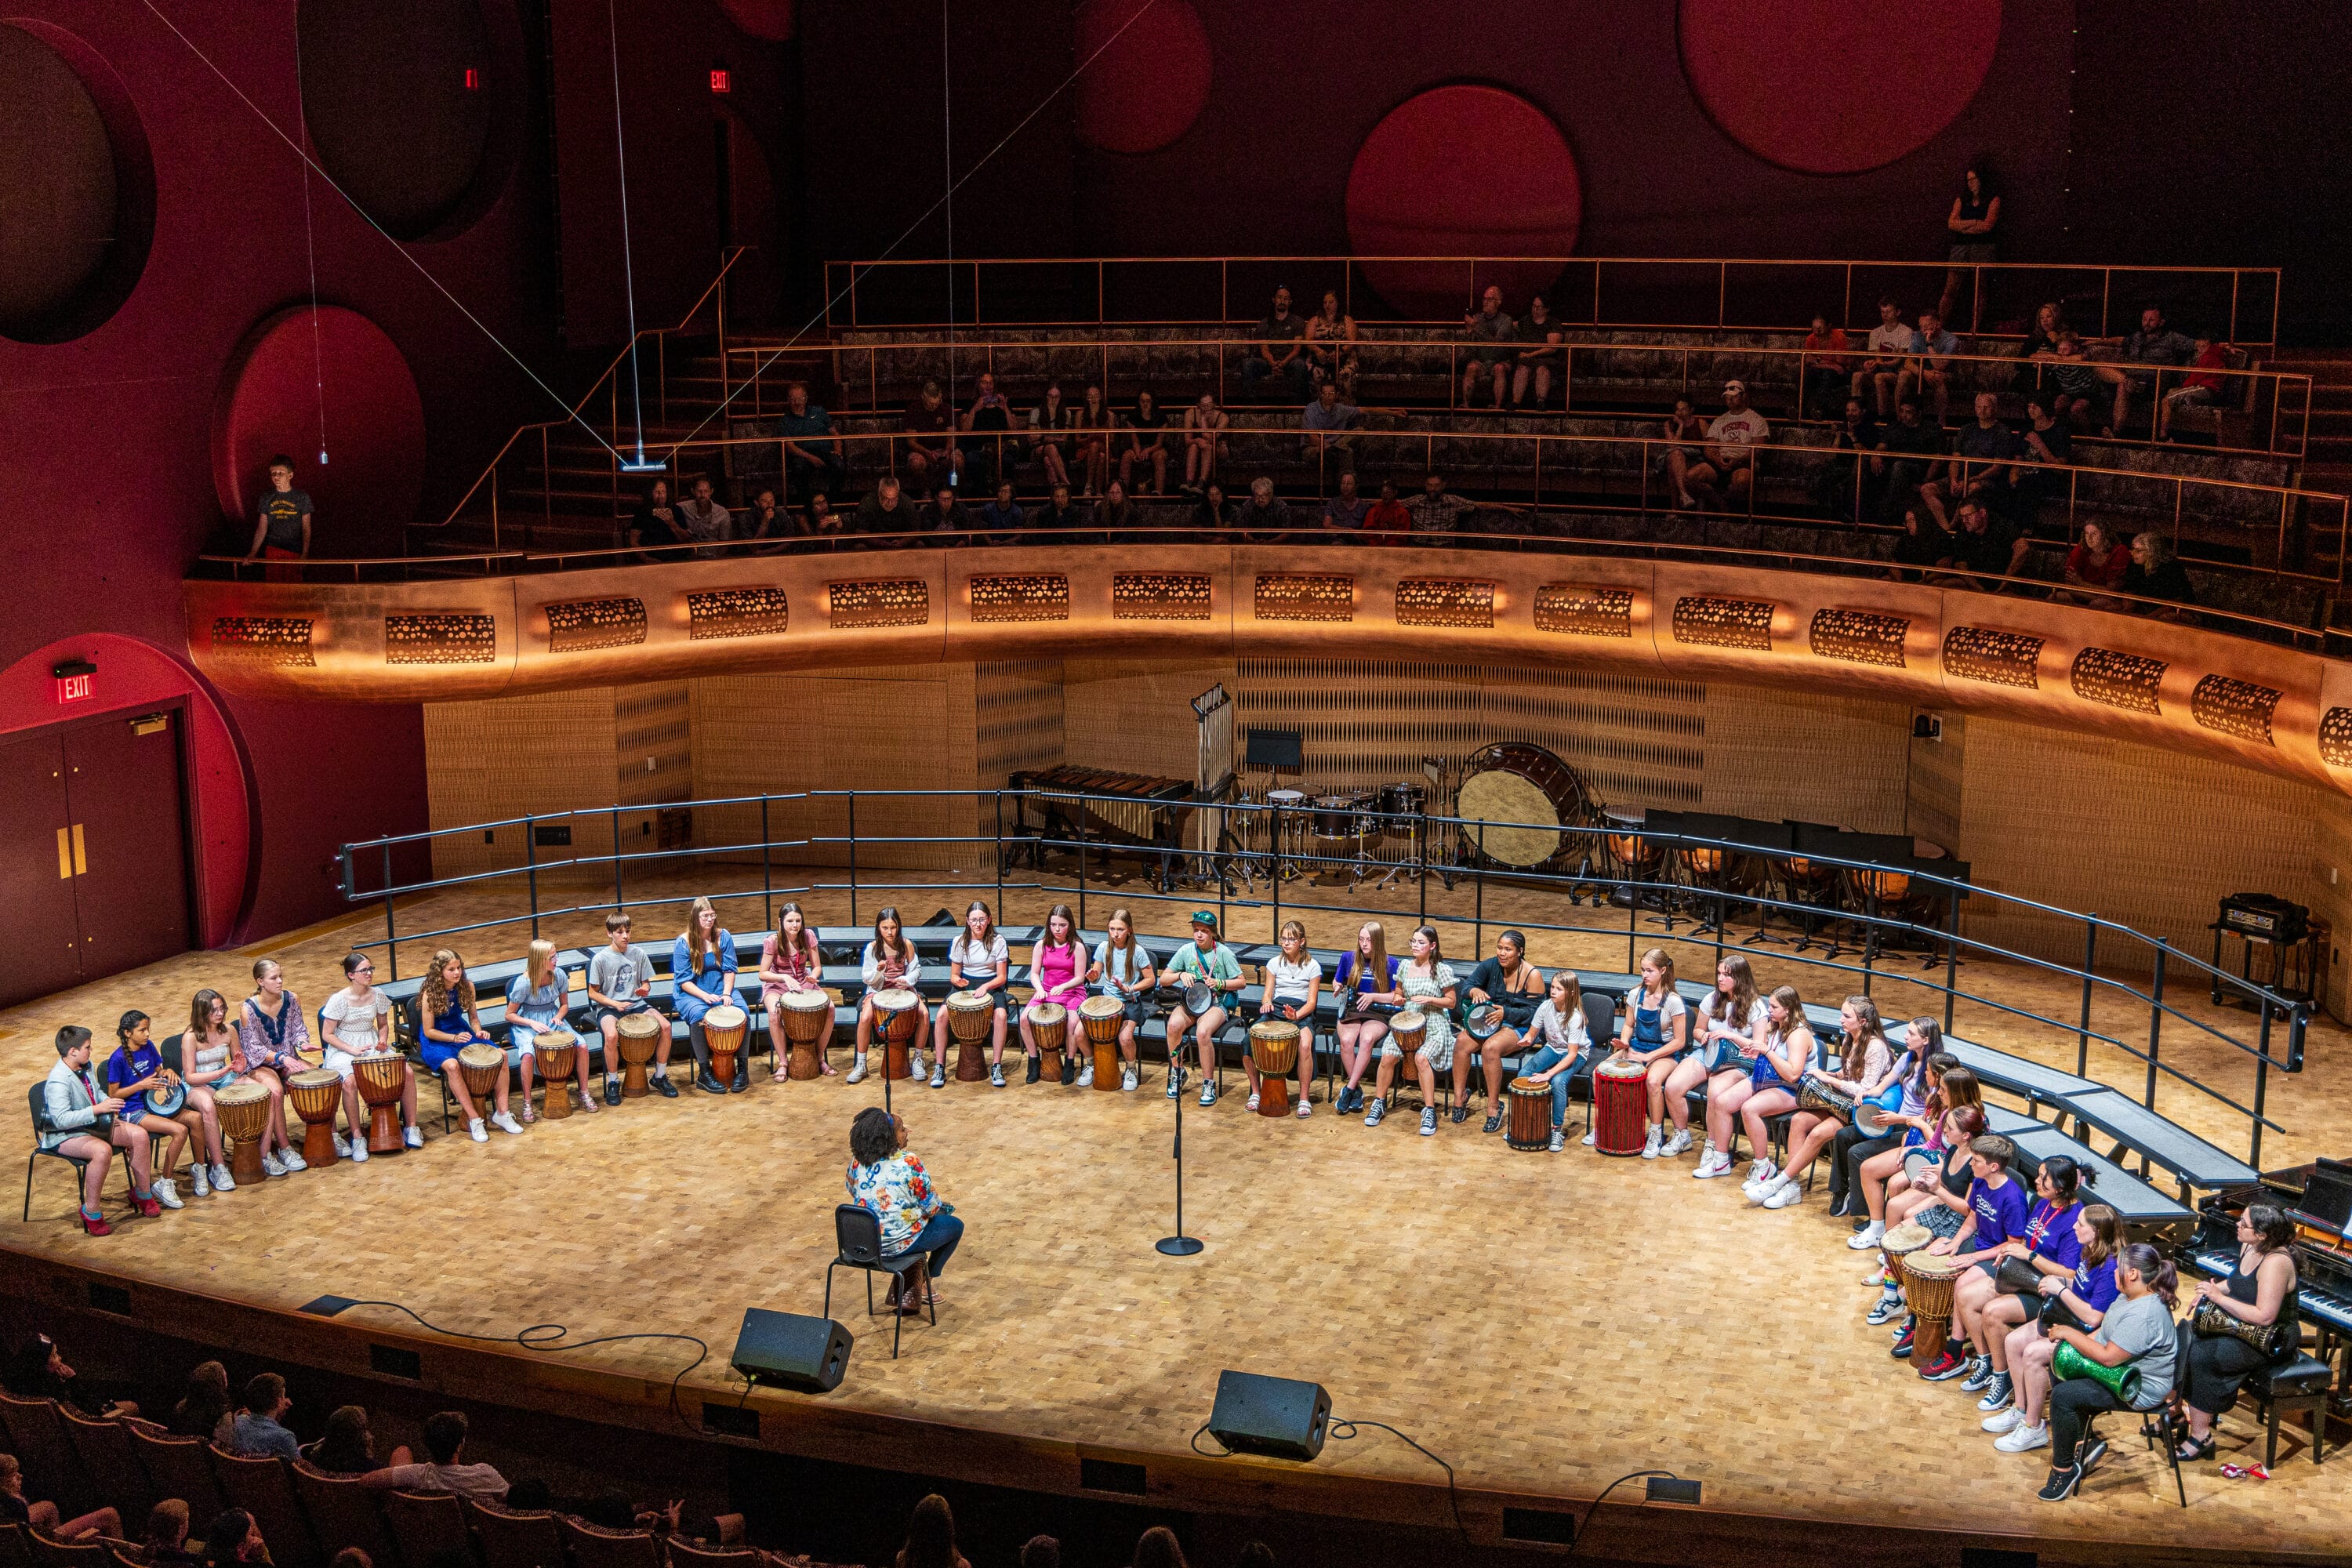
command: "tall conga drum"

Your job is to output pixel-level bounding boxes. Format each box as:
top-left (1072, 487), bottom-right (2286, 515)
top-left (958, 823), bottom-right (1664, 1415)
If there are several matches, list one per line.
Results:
top-left (946, 991), bottom-right (994, 1080)
top-left (779, 992), bottom-right (832, 1080)
top-left (214, 1082), bottom-right (271, 1185)
top-left (703, 1004), bottom-right (749, 1085)
top-left (870, 989), bottom-right (924, 1081)
top-left (1900, 1251), bottom-right (1964, 1370)
top-left (1247, 1019), bottom-right (1300, 1116)
top-left (616, 1011), bottom-right (663, 1098)
top-left (459, 1043), bottom-right (506, 1109)
top-left (1505, 1076), bottom-right (1552, 1150)
top-left (533, 1029), bottom-right (578, 1120)
top-left (1026, 1002), bottom-right (1068, 1080)
top-left (287, 1067), bottom-right (343, 1168)
top-left (354, 1052), bottom-right (410, 1152)
top-left (1592, 1056), bottom-right (1649, 1155)
top-left (1080, 996), bottom-right (1124, 1091)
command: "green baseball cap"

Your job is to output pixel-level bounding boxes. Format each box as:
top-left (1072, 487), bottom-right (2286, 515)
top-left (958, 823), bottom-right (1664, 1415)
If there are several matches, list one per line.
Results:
top-left (1190, 909), bottom-right (1219, 930)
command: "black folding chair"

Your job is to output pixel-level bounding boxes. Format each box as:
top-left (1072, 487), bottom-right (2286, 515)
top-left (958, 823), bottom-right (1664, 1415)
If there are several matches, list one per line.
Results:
top-left (24, 1085), bottom-right (128, 1222)
top-left (822, 1203), bottom-right (933, 1358)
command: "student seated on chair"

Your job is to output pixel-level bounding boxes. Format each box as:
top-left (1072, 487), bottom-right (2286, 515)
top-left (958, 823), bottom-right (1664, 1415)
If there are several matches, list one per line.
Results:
top-left (1733, 988), bottom-right (1817, 1197)
top-left (41, 1024), bottom-right (158, 1236)
top-left (1915, 1134), bottom-right (2030, 1382)
top-left (1084, 908), bottom-right (1156, 1093)
top-left (846, 1107), bottom-right (962, 1316)
top-left (1617, 948), bottom-right (1692, 1158)
top-left (589, 912), bottom-right (670, 1104)
top-left (2033, 1243), bottom-right (2179, 1503)
top-left (1456, 928), bottom-right (1547, 1133)
top-left (1756, 996), bottom-right (1896, 1210)
top-left (107, 1009), bottom-right (219, 1207)
top-left (419, 949), bottom-right (520, 1143)
top-left (357, 1410), bottom-right (510, 1502)
top-left (1247, 921), bottom-right (1321, 1118)
top-left (1686, 955), bottom-right (1770, 1178)
top-left (1365, 924), bottom-right (1459, 1138)
top-left (1163, 911), bottom-right (1245, 1108)
top-left (322, 951), bottom-right (424, 1149)
top-left (1519, 971), bottom-right (1590, 1152)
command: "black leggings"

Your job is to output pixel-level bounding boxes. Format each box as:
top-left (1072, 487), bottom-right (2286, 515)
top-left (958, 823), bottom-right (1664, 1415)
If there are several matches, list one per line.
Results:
top-left (1833, 1125), bottom-right (1902, 1205)
top-left (2181, 1332), bottom-right (2273, 1417)
top-left (2049, 1377), bottom-right (2129, 1468)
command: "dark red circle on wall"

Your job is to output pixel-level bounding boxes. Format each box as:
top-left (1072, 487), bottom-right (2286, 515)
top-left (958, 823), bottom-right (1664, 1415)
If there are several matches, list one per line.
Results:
top-left (297, 0), bottom-right (495, 240)
top-left (0, 20), bottom-right (155, 343)
top-left (1076, 0), bottom-right (1211, 155)
top-left (212, 307), bottom-right (427, 557)
top-left (719, 0), bottom-right (795, 42)
top-left (1679, 0), bottom-right (2001, 175)
top-left (1346, 85), bottom-right (1581, 320)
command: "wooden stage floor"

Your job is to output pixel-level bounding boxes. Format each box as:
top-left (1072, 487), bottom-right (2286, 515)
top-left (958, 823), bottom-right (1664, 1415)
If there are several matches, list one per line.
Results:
top-left (4, 868), bottom-right (2348, 1562)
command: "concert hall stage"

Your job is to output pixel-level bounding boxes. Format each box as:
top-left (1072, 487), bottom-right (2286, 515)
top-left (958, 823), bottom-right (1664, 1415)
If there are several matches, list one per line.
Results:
top-left (5, 879), bottom-right (2348, 1567)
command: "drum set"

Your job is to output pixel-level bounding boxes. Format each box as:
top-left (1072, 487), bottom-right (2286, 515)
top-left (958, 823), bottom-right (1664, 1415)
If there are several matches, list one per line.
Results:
top-left (1227, 781), bottom-right (1433, 891)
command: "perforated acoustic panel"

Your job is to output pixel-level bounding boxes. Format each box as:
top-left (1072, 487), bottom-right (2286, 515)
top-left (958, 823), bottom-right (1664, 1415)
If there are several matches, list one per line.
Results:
top-left (1254, 574), bottom-right (1353, 622)
top-left (1671, 595), bottom-right (1774, 651)
top-left (1112, 572), bottom-right (1213, 621)
top-left (2069, 648), bottom-right (2165, 714)
top-left (2321, 708), bottom-right (2352, 770)
top-left (2190, 673), bottom-right (2281, 746)
top-left (386, 612), bottom-right (495, 665)
top-left (969, 574), bottom-right (1069, 623)
top-left (688, 586), bottom-right (790, 641)
top-left (1701, 684), bottom-right (1911, 834)
top-left (209, 616), bottom-right (316, 667)
top-left (1941, 626), bottom-right (2042, 688)
top-left (1531, 584), bottom-right (1633, 638)
top-left (826, 579), bottom-right (930, 629)
top-left (1394, 579), bottom-right (1495, 629)
top-left (1807, 608), bottom-right (1909, 668)
top-left (545, 597), bottom-right (648, 653)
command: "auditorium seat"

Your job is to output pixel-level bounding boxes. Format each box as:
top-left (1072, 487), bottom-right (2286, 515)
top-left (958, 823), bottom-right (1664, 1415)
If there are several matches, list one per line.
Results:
top-left (0, 1526), bottom-right (30, 1568)
top-left (0, 1395), bottom-right (85, 1520)
top-left (54, 1410), bottom-right (150, 1530)
top-left (24, 1535), bottom-right (106, 1568)
top-left (210, 1448), bottom-right (320, 1568)
top-left (290, 1463), bottom-right (400, 1568)
top-left (381, 1490), bottom-right (472, 1568)
top-left (665, 1540), bottom-right (761, 1568)
top-left (122, 1425), bottom-right (227, 1520)
top-left (556, 1516), bottom-right (665, 1568)
top-left (468, 1497), bottom-right (567, 1568)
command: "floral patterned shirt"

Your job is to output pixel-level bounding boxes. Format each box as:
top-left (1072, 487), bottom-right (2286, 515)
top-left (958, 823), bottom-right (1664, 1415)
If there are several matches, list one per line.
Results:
top-left (845, 1153), bottom-right (942, 1255)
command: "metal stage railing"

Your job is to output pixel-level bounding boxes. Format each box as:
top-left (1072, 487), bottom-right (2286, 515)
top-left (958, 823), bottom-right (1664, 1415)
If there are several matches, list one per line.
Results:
top-left (339, 789), bottom-right (2303, 1169)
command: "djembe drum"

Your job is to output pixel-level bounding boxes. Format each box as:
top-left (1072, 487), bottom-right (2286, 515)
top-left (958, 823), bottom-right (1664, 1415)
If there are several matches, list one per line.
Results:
top-left (287, 1067), bottom-right (343, 1168)
top-left (1080, 996), bottom-right (1124, 1091)
top-left (779, 992), bottom-right (831, 1080)
top-left (946, 991), bottom-right (995, 1080)
top-left (1879, 1220), bottom-right (1932, 1298)
top-left (702, 1004), bottom-right (748, 1085)
top-left (616, 1011), bottom-right (662, 1098)
top-left (1505, 1076), bottom-right (1552, 1150)
top-left (354, 1052), bottom-right (409, 1152)
top-left (1900, 1251), bottom-right (1965, 1370)
top-left (1026, 1002), bottom-right (1068, 1080)
top-left (870, 989), bottom-right (924, 1080)
top-left (1383, 1009), bottom-right (1428, 1106)
top-left (458, 1043), bottom-right (505, 1109)
top-left (214, 1081), bottom-right (270, 1185)
top-left (532, 1029), bottom-right (578, 1120)
top-left (1592, 1057), bottom-right (1649, 1155)
top-left (1247, 1019), bottom-right (1299, 1116)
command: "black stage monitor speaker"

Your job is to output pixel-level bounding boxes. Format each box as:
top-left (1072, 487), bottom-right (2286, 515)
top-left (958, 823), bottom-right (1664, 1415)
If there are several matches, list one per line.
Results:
top-left (1207, 1370), bottom-right (1330, 1460)
top-left (731, 1308), bottom-right (851, 1393)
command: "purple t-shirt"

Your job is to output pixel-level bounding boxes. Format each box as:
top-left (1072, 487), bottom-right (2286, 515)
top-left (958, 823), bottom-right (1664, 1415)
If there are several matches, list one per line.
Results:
top-left (1968, 1174), bottom-right (2029, 1250)
top-left (1331, 953), bottom-right (1399, 996)
top-left (2071, 1254), bottom-right (2120, 1314)
top-left (2023, 1200), bottom-right (2085, 1269)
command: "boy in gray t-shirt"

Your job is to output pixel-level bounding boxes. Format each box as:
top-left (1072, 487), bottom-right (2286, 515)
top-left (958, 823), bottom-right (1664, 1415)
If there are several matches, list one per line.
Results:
top-left (586, 913), bottom-right (672, 1102)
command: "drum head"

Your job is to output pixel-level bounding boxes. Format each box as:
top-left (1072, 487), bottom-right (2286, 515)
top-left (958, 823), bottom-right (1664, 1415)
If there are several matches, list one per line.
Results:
top-left (289, 1067), bottom-right (339, 1091)
top-left (873, 988), bottom-right (918, 1013)
top-left (1389, 1008), bottom-right (1427, 1036)
top-left (535, 1029), bottom-right (577, 1050)
top-left (949, 989), bottom-right (991, 1011)
top-left (619, 1011), bottom-right (661, 1036)
top-left (459, 1043), bottom-right (503, 1069)
top-left (706, 1005), bottom-right (746, 1029)
top-left (1027, 1002), bottom-right (1066, 1025)
top-left (1455, 742), bottom-right (1588, 869)
top-left (1249, 1019), bottom-right (1299, 1043)
top-left (1080, 996), bottom-right (1123, 1019)
top-left (1182, 982), bottom-right (1214, 1013)
top-left (782, 991), bottom-right (829, 1012)
top-left (1267, 789), bottom-right (1306, 804)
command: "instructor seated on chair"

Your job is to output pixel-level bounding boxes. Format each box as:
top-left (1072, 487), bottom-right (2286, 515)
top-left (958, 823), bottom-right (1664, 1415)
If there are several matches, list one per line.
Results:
top-left (1163, 911), bottom-right (1245, 1106)
top-left (1457, 929), bottom-right (1547, 1133)
top-left (847, 1107), bottom-right (961, 1316)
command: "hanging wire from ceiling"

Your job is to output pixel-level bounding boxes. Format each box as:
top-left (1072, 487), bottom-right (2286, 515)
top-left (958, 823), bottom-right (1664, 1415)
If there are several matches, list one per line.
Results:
top-left (289, 2), bottom-right (329, 466)
top-left (607, 0), bottom-right (662, 471)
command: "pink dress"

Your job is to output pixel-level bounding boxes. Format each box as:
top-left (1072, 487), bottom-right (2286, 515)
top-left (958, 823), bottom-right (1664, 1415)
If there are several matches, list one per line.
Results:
top-left (761, 934), bottom-right (822, 1004)
top-left (1031, 942), bottom-right (1087, 1007)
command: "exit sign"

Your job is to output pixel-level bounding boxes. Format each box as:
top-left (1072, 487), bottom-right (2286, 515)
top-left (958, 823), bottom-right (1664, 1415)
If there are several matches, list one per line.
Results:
top-left (54, 661), bottom-right (95, 706)
top-left (710, 67), bottom-right (731, 93)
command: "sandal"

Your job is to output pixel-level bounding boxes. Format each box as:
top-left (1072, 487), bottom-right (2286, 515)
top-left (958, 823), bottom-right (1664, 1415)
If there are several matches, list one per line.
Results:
top-left (2176, 1433), bottom-right (2216, 1463)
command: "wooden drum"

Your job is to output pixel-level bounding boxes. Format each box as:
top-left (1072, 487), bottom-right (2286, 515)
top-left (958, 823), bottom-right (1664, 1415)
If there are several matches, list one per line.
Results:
top-left (458, 1043), bottom-right (505, 1105)
top-left (287, 1067), bottom-right (343, 1169)
top-left (214, 1081), bottom-right (271, 1185)
top-left (1592, 1057), bottom-right (1649, 1156)
top-left (1026, 1001), bottom-right (1068, 1070)
top-left (532, 1029), bottom-right (578, 1120)
top-left (1900, 1251), bottom-right (1964, 1370)
top-left (1505, 1076), bottom-right (1552, 1151)
top-left (870, 989), bottom-right (924, 1081)
top-left (1080, 996), bottom-right (1124, 1091)
top-left (946, 991), bottom-right (995, 1081)
top-left (703, 1004), bottom-right (749, 1084)
top-left (779, 991), bottom-right (831, 1080)
top-left (354, 1052), bottom-right (410, 1153)
top-left (616, 1011), bottom-right (663, 1098)
top-left (1247, 1019), bottom-right (1299, 1117)
top-left (1879, 1222), bottom-right (1933, 1303)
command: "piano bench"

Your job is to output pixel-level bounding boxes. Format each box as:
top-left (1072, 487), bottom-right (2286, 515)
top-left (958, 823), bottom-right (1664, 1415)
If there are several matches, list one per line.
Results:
top-left (2248, 1352), bottom-right (2334, 1467)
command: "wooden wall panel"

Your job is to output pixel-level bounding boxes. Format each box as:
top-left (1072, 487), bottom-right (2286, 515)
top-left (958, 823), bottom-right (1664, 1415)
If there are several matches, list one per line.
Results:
top-left (2296, 789), bottom-right (2351, 1020)
top-left (1702, 684), bottom-right (1911, 834)
top-left (423, 688), bottom-right (626, 883)
top-left (1062, 658), bottom-right (1237, 783)
top-left (1907, 710), bottom-right (1967, 851)
top-left (977, 659), bottom-right (1065, 787)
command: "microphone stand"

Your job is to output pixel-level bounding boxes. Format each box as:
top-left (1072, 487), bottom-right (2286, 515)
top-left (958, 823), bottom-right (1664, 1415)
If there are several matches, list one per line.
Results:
top-left (1156, 1020), bottom-right (1203, 1258)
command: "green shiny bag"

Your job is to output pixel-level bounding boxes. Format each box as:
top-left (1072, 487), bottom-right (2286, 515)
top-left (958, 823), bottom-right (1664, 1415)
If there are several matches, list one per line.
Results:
top-left (2054, 1338), bottom-right (2143, 1405)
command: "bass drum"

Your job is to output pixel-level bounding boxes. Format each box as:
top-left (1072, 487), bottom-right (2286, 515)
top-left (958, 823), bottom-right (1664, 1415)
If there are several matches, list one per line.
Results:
top-left (1453, 742), bottom-right (1594, 872)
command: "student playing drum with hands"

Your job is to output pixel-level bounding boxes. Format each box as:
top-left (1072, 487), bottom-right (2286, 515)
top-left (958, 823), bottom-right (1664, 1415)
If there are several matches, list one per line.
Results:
top-left (1520, 971), bottom-right (1591, 1152)
top-left (933, 900), bottom-right (1012, 1087)
top-left (851, 906), bottom-right (922, 1083)
top-left (1365, 925), bottom-right (1460, 1137)
top-left (1685, 955), bottom-right (1769, 1178)
top-left (1021, 905), bottom-right (1091, 1086)
top-left (1085, 908), bottom-right (1156, 1092)
top-left (1617, 949), bottom-right (1691, 1158)
top-left (419, 948), bottom-right (519, 1142)
top-left (1328, 922), bottom-right (1399, 1116)
top-left (324, 951), bottom-right (424, 1147)
top-left (760, 903), bottom-right (829, 1082)
top-left (1248, 920), bottom-right (1321, 1117)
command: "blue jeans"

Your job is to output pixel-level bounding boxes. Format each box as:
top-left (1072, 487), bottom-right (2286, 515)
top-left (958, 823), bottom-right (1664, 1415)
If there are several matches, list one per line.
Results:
top-left (895, 1211), bottom-right (964, 1278)
top-left (1523, 1044), bottom-right (1578, 1127)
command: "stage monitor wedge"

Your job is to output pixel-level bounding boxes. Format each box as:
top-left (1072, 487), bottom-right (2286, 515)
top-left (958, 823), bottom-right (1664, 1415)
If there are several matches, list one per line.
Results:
top-left (1208, 1370), bottom-right (1330, 1460)
top-left (731, 1308), bottom-right (851, 1393)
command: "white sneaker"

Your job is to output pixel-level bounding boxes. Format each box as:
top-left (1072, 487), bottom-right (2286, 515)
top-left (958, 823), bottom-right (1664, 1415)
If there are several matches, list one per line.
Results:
top-left (1693, 1151), bottom-right (1733, 1178)
top-left (1418, 1107), bottom-right (1438, 1136)
top-left (404, 1125), bottom-right (424, 1149)
top-left (1982, 1407), bottom-right (2023, 1435)
top-left (154, 1178), bottom-right (183, 1210)
top-left (1246, 1092), bottom-right (1261, 1112)
top-left (909, 1050), bottom-right (927, 1077)
top-left (1077, 1063), bottom-right (1094, 1088)
top-left (492, 1111), bottom-right (524, 1135)
top-left (210, 1162), bottom-right (234, 1191)
top-left (1548, 1128), bottom-right (1565, 1152)
top-left (846, 1056), bottom-right (869, 1084)
top-left (1581, 1125), bottom-right (1597, 1146)
top-left (1662, 1127), bottom-right (1693, 1157)
top-left (280, 1149), bottom-right (307, 1172)
top-left (929, 1065), bottom-right (946, 1088)
top-left (1199, 1083), bottom-right (1216, 1108)
top-left (260, 1149), bottom-right (285, 1177)
top-left (467, 1118), bottom-right (488, 1144)
top-left (190, 1165), bottom-right (210, 1198)
top-left (990, 1065), bottom-right (1007, 1087)
top-left (1122, 1065), bottom-right (1138, 1091)
top-left (348, 1134), bottom-right (369, 1163)
top-left (1848, 1220), bottom-right (1886, 1250)
top-left (1640, 1125), bottom-right (1663, 1160)
top-left (1166, 1068), bottom-right (1182, 1099)
top-left (1993, 1422), bottom-right (2049, 1454)
top-left (1741, 1160), bottom-right (1777, 1201)
top-left (1764, 1175), bottom-right (1804, 1208)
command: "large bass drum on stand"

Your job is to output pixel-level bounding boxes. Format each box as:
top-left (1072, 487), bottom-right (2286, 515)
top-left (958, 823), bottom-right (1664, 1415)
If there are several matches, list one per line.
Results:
top-left (1450, 742), bottom-right (1597, 877)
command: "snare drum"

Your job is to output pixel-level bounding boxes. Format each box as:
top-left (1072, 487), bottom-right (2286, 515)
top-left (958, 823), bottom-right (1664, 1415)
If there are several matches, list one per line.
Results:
top-left (1900, 1252), bottom-right (1965, 1369)
top-left (1592, 1057), bottom-right (1649, 1155)
top-left (287, 1067), bottom-right (343, 1168)
top-left (946, 990), bottom-right (995, 1081)
top-left (1247, 1020), bottom-right (1300, 1117)
top-left (214, 1081), bottom-right (271, 1185)
top-left (616, 1011), bottom-right (663, 1098)
top-left (354, 1052), bottom-right (410, 1152)
top-left (871, 988), bottom-right (926, 1081)
top-left (702, 1004), bottom-right (748, 1085)
top-left (1080, 995), bottom-right (1125, 1091)
top-left (1026, 1001), bottom-right (1069, 1062)
top-left (532, 1029), bottom-right (579, 1120)
top-left (779, 991), bottom-right (831, 1080)
top-left (459, 1043), bottom-right (505, 1105)
top-left (1505, 1076), bottom-right (1552, 1150)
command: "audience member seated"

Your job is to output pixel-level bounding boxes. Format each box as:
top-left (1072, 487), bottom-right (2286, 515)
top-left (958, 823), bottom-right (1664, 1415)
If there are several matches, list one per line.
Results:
top-left (895, 1494), bottom-right (971, 1568)
top-left (776, 383), bottom-right (843, 503)
top-left (1027, 383), bottom-right (1076, 492)
top-left (2039, 329), bottom-right (2105, 433)
top-left (2093, 307), bottom-right (2197, 438)
top-left (1181, 393), bottom-right (1229, 493)
top-left (1304, 289), bottom-right (1359, 397)
top-left (677, 476), bottom-right (731, 545)
top-left (2019, 301), bottom-right (2066, 378)
top-left (976, 481), bottom-right (1025, 538)
top-left (626, 481), bottom-right (681, 552)
top-left (356, 1410), bottom-right (510, 1502)
top-left (1815, 397), bottom-right (1884, 521)
top-left (1033, 484), bottom-right (1089, 532)
top-left (1094, 481), bottom-right (1136, 536)
top-left (854, 476), bottom-right (919, 540)
top-left (172, 1360), bottom-right (234, 1442)
top-left (1876, 397), bottom-right (1944, 523)
top-left (1800, 312), bottom-right (1852, 418)
top-left (804, 494), bottom-right (844, 544)
top-left (1406, 473), bottom-right (1466, 535)
top-left (1512, 295), bottom-right (1563, 408)
top-left (960, 372), bottom-right (1017, 490)
top-left (2, 1451), bottom-right (119, 1543)
top-left (1131, 1527), bottom-right (1187, 1568)
top-left (1363, 477), bottom-right (1410, 546)
top-left (2123, 531), bottom-right (2197, 621)
top-left (2007, 397), bottom-right (2072, 518)
top-left (1897, 310), bottom-right (1959, 426)
top-left (230, 1372), bottom-right (300, 1460)
top-left (1240, 287), bottom-right (1312, 399)
top-left (201, 1510), bottom-right (267, 1568)
top-left (1119, 391), bottom-right (1171, 495)
top-left (1073, 383), bottom-right (1112, 497)
top-left (1888, 506), bottom-right (1960, 580)
top-left (143, 1500), bottom-right (202, 1568)
top-left (1459, 286), bottom-right (1515, 408)
top-left (1301, 382), bottom-right (1361, 468)
top-left (1234, 477), bottom-right (1295, 539)
top-left (5, 1329), bottom-right (129, 1417)
top-left (1018, 1535), bottom-right (1060, 1568)
top-left (1672, 381), bottom-right (1767, 512)
top-left (902, 379), bottom-right (964, 489)
top-left (2158, 336), bottom-right (2233, 441)
top-left (1320, 470), bottom-right (1369, 531)
top-left (1654, 397), bottom-right (1706, 503)
top-left (1189, 482), bottom-right (1232, 531)
top-left (303, 1404), bottom-right (411, 1475)
top-left (921, 485), bottom-right (972, 538)
top-left (1854, 298), bottom-right (1912, 417)
top-left (1922, 393), bottom-right (2020, 528)
top-left (1929, 499), bottom-right (2028, 593)
top-left (2050, 519), bottom-right (2130, 608)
